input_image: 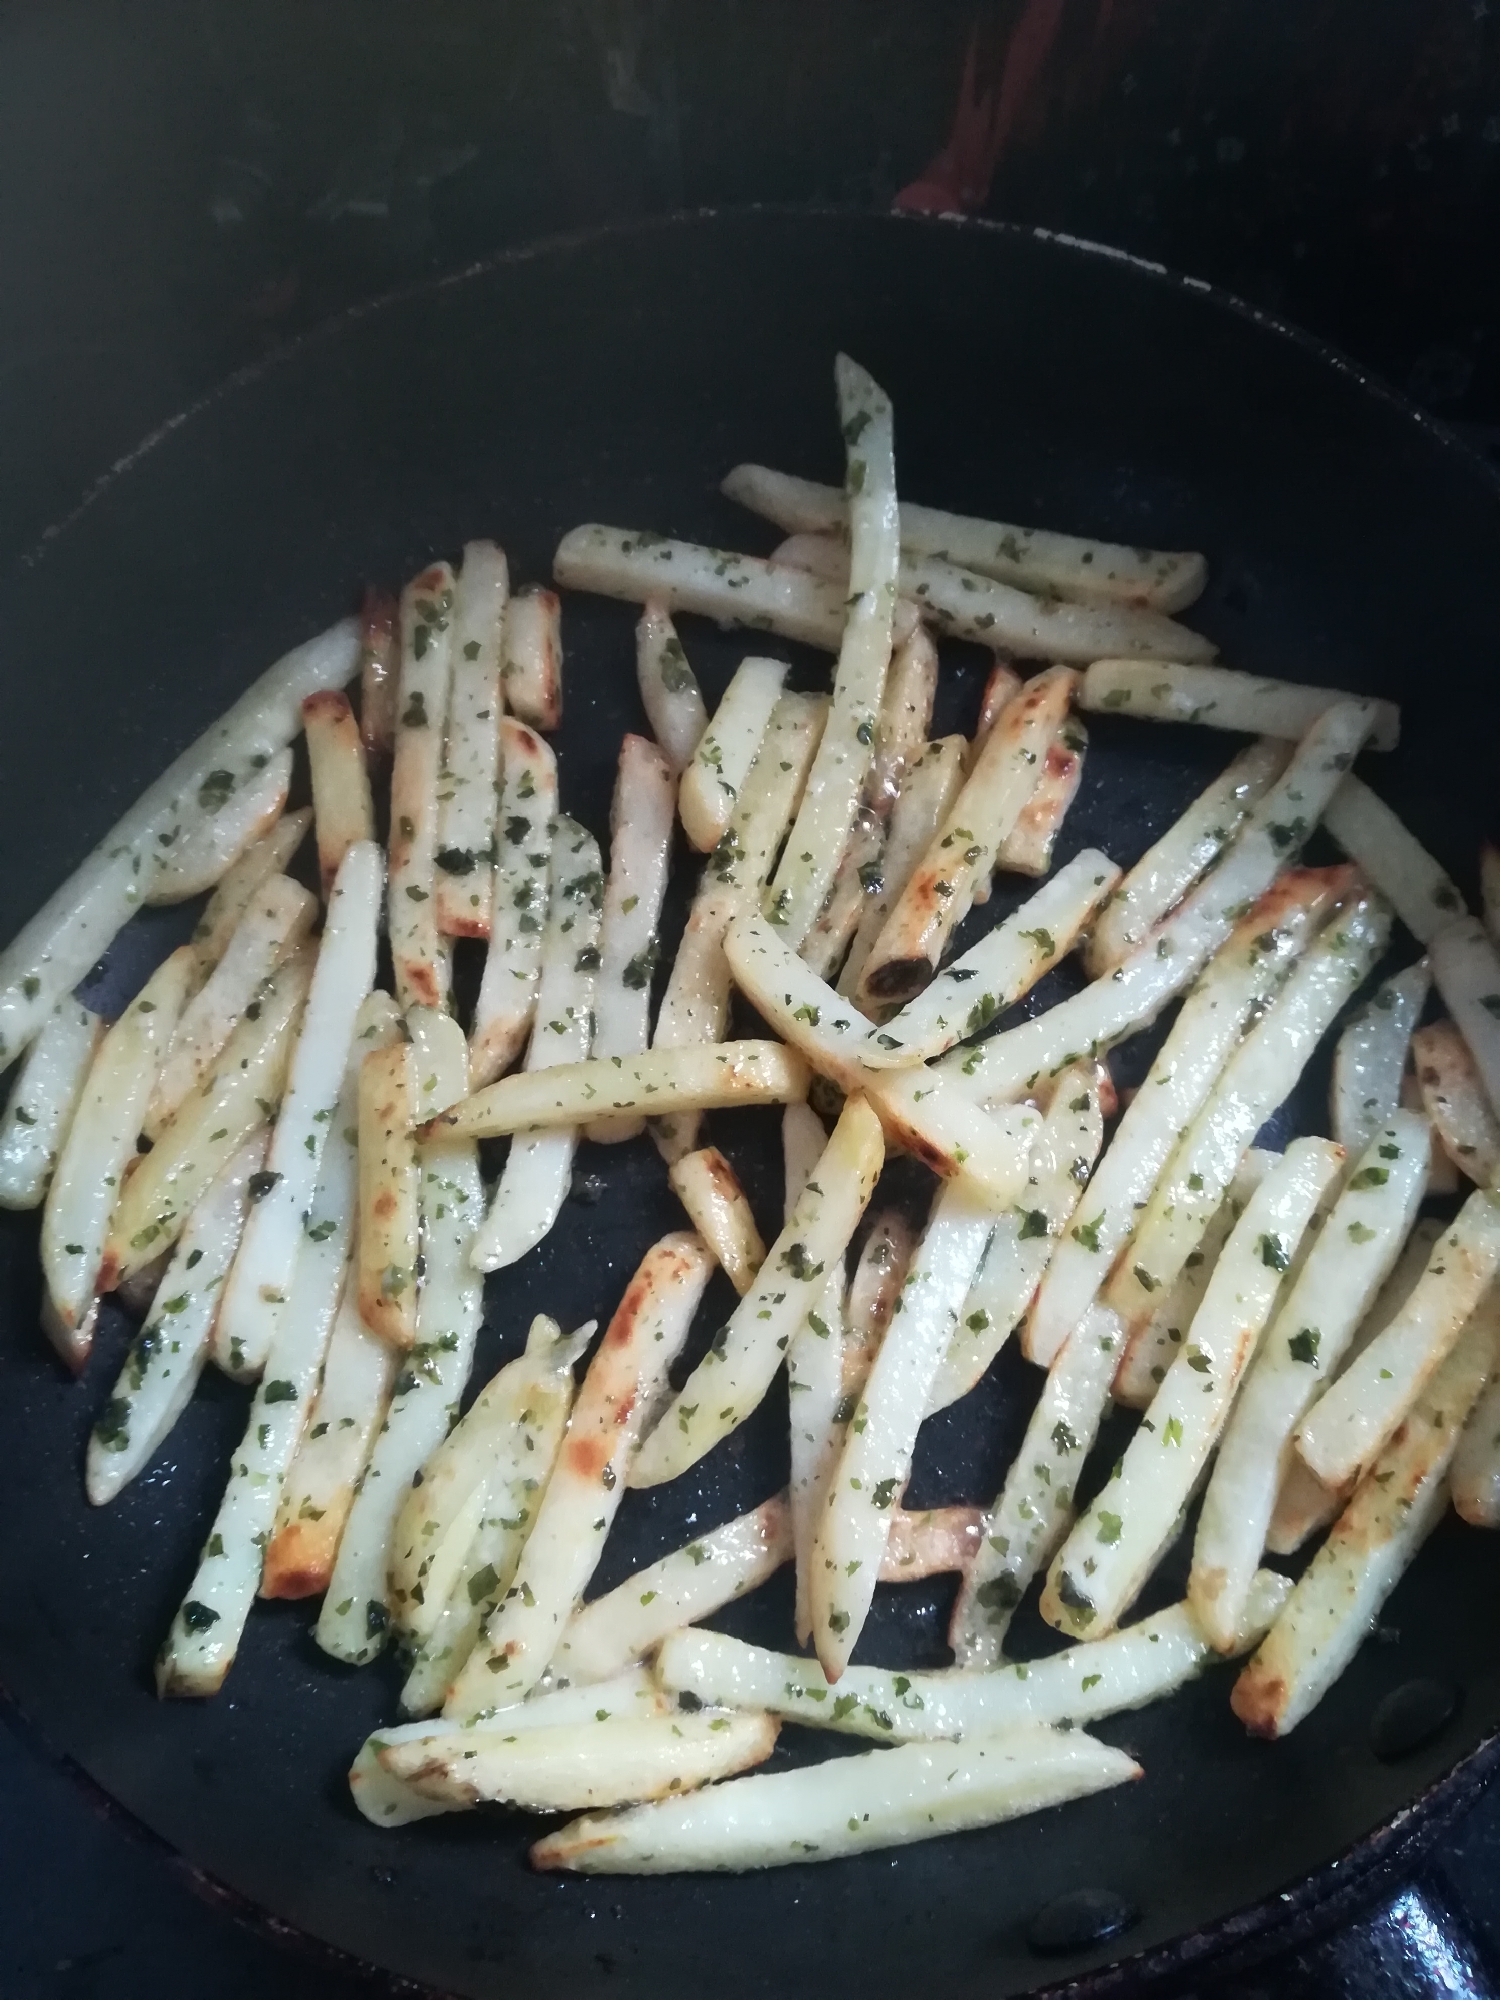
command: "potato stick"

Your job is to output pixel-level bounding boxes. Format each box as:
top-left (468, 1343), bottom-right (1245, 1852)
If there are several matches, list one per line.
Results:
top-left (532, 1723), bottom-right (1139, 1876)
top-left (445, 1234), bottom-right (713, 1714)
top-left (145, 749), bottom-right (294, 905)
top-left (1235, 1303), bottom-right (1499, 1737)
top-left (859, 850), bottom-right (1120, 1065)
top-left (944, 702), bottom-right (1381, 1105)
top-left (1452, 1368), bottom-right (1500, 1527)
top-left (1044, 1139), bottom-right (1342, 1640)
top-left (388, 565), bottom-right (457, 1010)
top-left (189, 807), bottom-right (311, 974)
top-left (632, 1099), bottom-right (884, 1491)
top-left (1085, 740), bottom-right (1291, 976)
top-left (840, 737), bottom-right (966, 999)
top-left (314, 1136), bottom-right (484, 1663)
top-left (85, 1132), bottom-right (265, 1505)
top-left (668, 1148), bottom-right (766, 1294)
top-left (678, 658), bottom-right (787, 854)
top-left (843, 1208), bottom-right (916, 1390)
top-left (1028, 871), bottom-right (1339, 1369)
top-left (1188, 1115), bottom-right (1429, 1652)
top-left (997, 714), bottom-right (1088, 878)
top-left (0, 998), bottom-right (101, 1211)
top-left (854, 667), bottom-right (1080, 1007)
top-left (157, 989), bottom-right (369, 1696)
top-left (930, 1063), bottom-right (1103, 1412)
top-left (298, 690), bottom-right (374, 899)
top-left (1404, 1062), bottom-right (1461, 1195)
top-left (781, 1103), bottom-right (849, 1643)
top-left (725, 910), bottom-right (889, 1092)
top-left (803, 822), bottom-right (886, 985)
top-left (967, 661), bottom-right (1023, 775)
top-left (721, 462), bottom-right (1208, 613)
top-left (472, 820), bottom-right (602, 1272)
top-left (864, 1070), bottom-right (1040, 1202)
top-left (40, 949), bottom-right (193, 1366)
top-left (811, 1177), bottom-right (998, 1679)
top-left (357, 586), bottom-right (399, 761)
top-left (587, 738), bottom-right (675, 1142)
top-left (0, 617), bottom-right (355, 1070)
top-left (554, 1496), bottom-right (793, 1686)
top-left (766, 527), bottom-right (857, 582)
top-left (1321, 774), bottom-right (1464, 944)
top-left (356, 1041), bottom-right (421, 1352)
top-left (1484, 842), bottom-right (1500, 949)
top-left (469, 719), bottom-right (559, 1087)
top-left (882, 1506), bottom-right (983, 1579)
top-left (1105, 889), bottom-right (1388, 1332)
top-left (1413, 1020), bottom-right (1500, 1183)
top-left (636, 601), bottom-right (707, 774)
top-left (433, 540), bottom-right (508, 937)
top-left (146, 874), bottom-right (317, 1139)
top-left (1081, 660), bottom-right (1399, 753)
top-left (1330, 960), bottom-right (1430, 1159)
top-left (101, 953), bottom-right (310, 1290)
top-left (1430, 915), bottom-right (1500, 1125)
top-left (948, 1303), bottom-right (1125, 1666)
top-left (501, 583), bottom-right (563, 732)
top-left (1297, 1185), bottom-right (1500, 1487)
top-left (404, 1005), bottom-right (469, 1122)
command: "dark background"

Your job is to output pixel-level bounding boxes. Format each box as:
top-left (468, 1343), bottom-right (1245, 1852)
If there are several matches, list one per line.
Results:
top-left (5, 2), bottom-right (1500, 1994)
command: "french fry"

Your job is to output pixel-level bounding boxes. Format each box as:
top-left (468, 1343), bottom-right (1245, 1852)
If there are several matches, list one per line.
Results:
top-left (315, 1135), bottom-right (485, 1664)
top-left (356, 1040), bottom-right (421, 1352)
top-left (667, 1148), bottom-right (767, 1294)
top-left (853, 667), bottom-right (1080, 1007)
top-left (553, 1497), bottom-right (793, 1686)
top-left (404, 1004), bottom-right (470, 1122)
top-left (388, 565), bottom-right (457, 1010)
top-left (1321, 776), bottom-right (1464, 945)
top-left (1297, 1184), bottom-right (1500, 1488)
top-left (445, 1233), bottom-right (714, 1714)
top-left (843, 1208), bottom-right (916, 1389)
top-left (587, 738), bottom-right (675, 1141)
top-left (189, 807), bottom-right (311, 974)
top-left (40, 948), bottom-right (193, 1367)
top-left (434, 540), bottom-right (508, 937)
top-left (725, 910), bottom-right (886, 1092)
top-left (357, 586), bottom-right (399, 762)
top-left (967, 661), bottom-right (1022, 774)
top-left (471, 819), bottom-right (602, 1272)
top-left (839, 737), bottom-right (966, 999)
top-left (0, 999), bottom-right (102, 1211)
top-left (1234, 1301), bottom-right (1499, 1737)
top-left (883, 1506), bottom-right (983, 1578)
top-left (862, 1068), bottom-right (1041, 1202)
top-left (1430, 915), bottom-right (1500, 1123)
top-left (1188, 1115), bottom-right (1429, 1652)
top-left (1330, 960), bottom-right (1430, 1159)
top-left (678, 658), bottom-right (787, 854)
top-left (1080, 660), bottom-right (1399, 753)
top-left (1412, 1019), bottom-right (1500, 1183)
top-left (635, 600), bottom-right (707, 774)
top-left (501, 583), bottom-right (563, 732)
top-left (1452, 1367), bottom-right (1500, 1527)
top-left (531, 1724), bottom-right (1140, 1875)
top-left (1044, 1138), bottom-right (1343, 1640)
top-left (1084, 739), bottom-right (1291, 976)
top-left (631, 1099), bottom-right (884, 1490)
top-left (301, 690), bottom-right (375, 898)
top-left (996, 715), bottom-right (1088, 878)
top-left (721, 462), bottom-right (1208, 613)
top-left (469, 718), bottom-right (559, 1086)
top-left (145, 749), bottom-right (294, 904)
top-left (1404, 1062), bottom-right (1461, 1194)
top-left (781, 1103), bottom-right (849, 1645)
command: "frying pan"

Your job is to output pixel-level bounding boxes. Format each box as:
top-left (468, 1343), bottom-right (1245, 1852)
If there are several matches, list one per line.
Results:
top-left (1, 208), bottom-right (1499, 2000)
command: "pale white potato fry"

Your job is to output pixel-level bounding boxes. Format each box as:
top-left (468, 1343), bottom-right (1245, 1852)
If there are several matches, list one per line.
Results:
top-left (554, 1496), bottom-right (793, 1686)
top-left (843, 1208), bottom-right (917, 1389)
top-left (678, 658), bottom-right (787, 854)
top-left (0, 615), bottom-right (354, 1071)
top-left (301, 690), bottom-right (375, 898)
top-left (356, 1040), bottom-right (421, 1352)
top-left (1484, 841), bottom-right (1500, 950)
top-left (967, 660), bottom-right (1024, 778)
top-left (721, 462), bottom-right (1208, 612)
top-left (1412, 1020), bottom-right (1500, 1183)
top-left (635, 600), bottom-right (707, 774)
top-left (472, 818), bottom-right (601, 1272)
top-left (0, 999), bottom-right (102, 1211)
top-left (1452, 1367), bottom-right (1500, 1527)
top-left (1188, 1115), bottom-right (1429, 1652)
top-left (863, 1069), bottom-right (1041, 1202)
top-left (146, 873), bottom-right (316, 1139)
top-left (840, 736), bottom-right (966, 999)
top-left (1404, 1061), bottom-right (1461, 1194)
top-left (189, 807), bottom-right (311, 974)
top-left (388, 565), bottom-right (457, 1010)
top-left (1080, 659), bottom-right (1399, 753)
top-left (631, 1098), bottom-right (884, 1490)
top-left (445, 1234), bottom-right (714, 1714)
top-left (1322, 776), bottom-right (1464, 944)
top-left (213, 841), bottom-right (381, 1380)
top-left (435, 539), bottom-right (508, 937)
top-left (145, 750), bottom-right (293, 904)
top-left (469, 718), bottom-right (559, 1087)
top-left (781, 1099), bottom-right (829, 1213)
top-left (1234, 1302), bottom-right (1499, 1737)
top-left (725, 910), bottom-right (887, 1092)
top-left (1084, 739), bottom-right (1291, 975)
top-left (587, 736), bottom-right (675, 1141)
top-left (1297, 1184), bottom-right (1500, 1487)
top-left (531, 1724), bottom-right (1140, 1875)
top-left (101, 953), bottom-right (310, 1290)
top-left (501, 583), bottom-right (563, 732)
top-left (1106, 889), bottom-right (1389, 1333)
top-left (87, 1134), bottom-right (267, 1505)
top-left (1330, 960), bottom-right (1430, 1158)
top-left (996, 714), bottom-right (1088, 878)
top-left (781, 1103), bottom-right (849, 1644)
top-left (357, 587), bottom-right (399, 762)
top-left (1430, 916), bottom-right (1500, 1123)
top-left (405, 1005), bottom-right (470, 1123)
top-left (668, 1147), bottom-right (766, 1294)
top-left (315, 1136), bottom-right (484, 1664)
top-left (1045, 1138), bottom-right (1343, 1640)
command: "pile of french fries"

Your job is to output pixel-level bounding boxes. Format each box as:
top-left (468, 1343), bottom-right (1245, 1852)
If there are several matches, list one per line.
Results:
top-left (4, 353), bottom-right (1499, 1879)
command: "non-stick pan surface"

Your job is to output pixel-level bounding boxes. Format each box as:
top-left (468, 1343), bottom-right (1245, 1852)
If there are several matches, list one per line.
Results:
top-left (1, 210), bottom-right (1499, 2000)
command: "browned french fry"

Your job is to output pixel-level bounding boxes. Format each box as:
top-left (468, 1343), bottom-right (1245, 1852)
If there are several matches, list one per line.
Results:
top-left (881, 1506), bottom-right (983, 1580)
top-left (1412, 1020), bottom-right (1500, 1184)
top-left (667, 1147), bottom-right (767, 1295)
top-left (503, 584), bottom-right (563, 731)
top-left (358, 587), bottom-right (399, 761)
top-left (357, 1042), bottom-right (421, 1351)
top-left (966, 661), bottom-right (1022, 774)
top-left (301, 690), bottom-right (376, 898)
top-left (996, 716), bottom-right (1088, 879)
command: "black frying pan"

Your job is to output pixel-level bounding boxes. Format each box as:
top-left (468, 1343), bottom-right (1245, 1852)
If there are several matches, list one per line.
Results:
top-left (1, 209), bottom-right (1499, 2000)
